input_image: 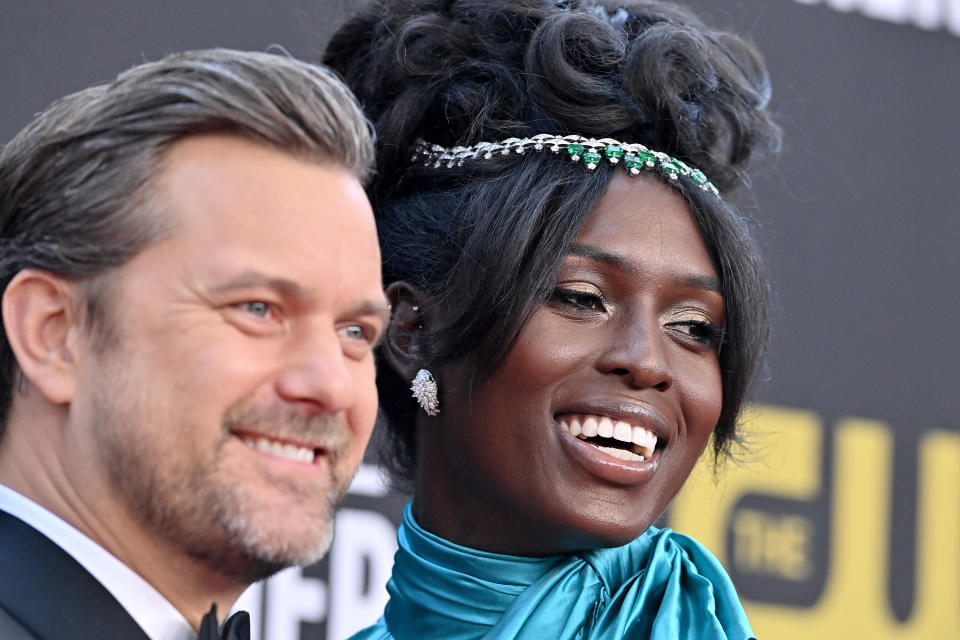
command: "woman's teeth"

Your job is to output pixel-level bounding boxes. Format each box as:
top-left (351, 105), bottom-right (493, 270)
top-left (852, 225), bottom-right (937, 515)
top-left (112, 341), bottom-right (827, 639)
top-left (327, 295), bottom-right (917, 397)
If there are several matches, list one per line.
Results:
top-left (243, 436), bottom-right (316, 464)
top-left (595, 443), bottom-right (645, 462)
top-left (558, 415), bottom-right (657, 461)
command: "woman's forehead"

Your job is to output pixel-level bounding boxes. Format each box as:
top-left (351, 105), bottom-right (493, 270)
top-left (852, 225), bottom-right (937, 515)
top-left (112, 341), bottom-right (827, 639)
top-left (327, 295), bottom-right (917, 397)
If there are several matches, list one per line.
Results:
top-left (572, 173), bottom-right (716, 279)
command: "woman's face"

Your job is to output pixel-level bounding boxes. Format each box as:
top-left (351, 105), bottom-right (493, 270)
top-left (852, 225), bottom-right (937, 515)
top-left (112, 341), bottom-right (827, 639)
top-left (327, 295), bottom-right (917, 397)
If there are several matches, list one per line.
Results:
top-left (415, 173), bottom-right (724, 556)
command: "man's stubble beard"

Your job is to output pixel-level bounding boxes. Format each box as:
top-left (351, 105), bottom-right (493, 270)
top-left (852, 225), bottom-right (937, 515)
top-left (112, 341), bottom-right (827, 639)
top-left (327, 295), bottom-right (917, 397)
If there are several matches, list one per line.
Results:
top-left (90, 373), bottom-right (356, 585)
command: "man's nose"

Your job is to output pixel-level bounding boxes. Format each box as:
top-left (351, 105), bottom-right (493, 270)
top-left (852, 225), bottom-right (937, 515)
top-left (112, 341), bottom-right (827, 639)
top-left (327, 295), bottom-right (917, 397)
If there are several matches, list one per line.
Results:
top-left (275, 329), bottom-right (357, 413)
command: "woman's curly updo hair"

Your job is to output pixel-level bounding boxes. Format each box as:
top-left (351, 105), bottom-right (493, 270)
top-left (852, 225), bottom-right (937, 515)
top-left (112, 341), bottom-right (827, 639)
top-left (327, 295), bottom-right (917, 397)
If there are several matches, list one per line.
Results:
top-left (324, 0), bottom-right (780, 489)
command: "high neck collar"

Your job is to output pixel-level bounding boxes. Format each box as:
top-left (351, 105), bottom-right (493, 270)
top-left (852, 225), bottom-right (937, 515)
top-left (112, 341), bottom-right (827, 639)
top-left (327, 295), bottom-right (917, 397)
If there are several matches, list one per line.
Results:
top-left (376, 501), bottom-right (754, 640)
top-left (386, 503), bottom-right (565, 633)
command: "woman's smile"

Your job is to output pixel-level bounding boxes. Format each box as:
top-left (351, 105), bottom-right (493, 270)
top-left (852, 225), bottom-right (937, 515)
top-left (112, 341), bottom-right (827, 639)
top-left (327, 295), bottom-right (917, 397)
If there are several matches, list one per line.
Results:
top-left (415, 173), bottom-right (725, 555)
top-left (556, 398), bottom-right (672, 459)
top-left (559, 415), bottom-right (658, 461)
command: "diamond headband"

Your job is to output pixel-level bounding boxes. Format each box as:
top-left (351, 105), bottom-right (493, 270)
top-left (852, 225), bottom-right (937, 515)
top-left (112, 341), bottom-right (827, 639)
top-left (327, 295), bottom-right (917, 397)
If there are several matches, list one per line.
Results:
top-left (411, 133), bottom-right (720, 196)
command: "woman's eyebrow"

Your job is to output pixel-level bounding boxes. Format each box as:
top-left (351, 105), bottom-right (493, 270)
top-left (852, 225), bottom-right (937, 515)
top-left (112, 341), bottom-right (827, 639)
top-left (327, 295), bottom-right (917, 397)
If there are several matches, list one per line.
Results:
top-left (568, 243), bottom-right (722, 294)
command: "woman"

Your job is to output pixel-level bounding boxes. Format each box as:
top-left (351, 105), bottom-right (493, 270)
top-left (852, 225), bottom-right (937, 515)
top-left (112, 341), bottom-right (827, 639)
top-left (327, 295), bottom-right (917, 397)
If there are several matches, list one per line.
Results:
top-left (325, 1), bottom-right (779, 638)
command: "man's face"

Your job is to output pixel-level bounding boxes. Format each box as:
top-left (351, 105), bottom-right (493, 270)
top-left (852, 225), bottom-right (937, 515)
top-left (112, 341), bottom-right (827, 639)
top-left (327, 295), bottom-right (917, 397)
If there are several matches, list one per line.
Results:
top-left (68, 134), bottom-right (386, 581)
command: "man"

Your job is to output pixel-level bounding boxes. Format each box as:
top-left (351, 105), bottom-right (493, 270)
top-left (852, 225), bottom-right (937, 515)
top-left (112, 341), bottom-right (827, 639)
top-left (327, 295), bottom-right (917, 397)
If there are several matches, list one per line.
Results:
top-left (0, 48), bottom-right (388, 639)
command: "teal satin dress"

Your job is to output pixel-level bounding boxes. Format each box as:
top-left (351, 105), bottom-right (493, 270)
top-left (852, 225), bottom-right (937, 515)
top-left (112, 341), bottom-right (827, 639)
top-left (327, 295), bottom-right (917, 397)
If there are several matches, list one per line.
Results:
top-left (350, 503), bottom-right (755, 640)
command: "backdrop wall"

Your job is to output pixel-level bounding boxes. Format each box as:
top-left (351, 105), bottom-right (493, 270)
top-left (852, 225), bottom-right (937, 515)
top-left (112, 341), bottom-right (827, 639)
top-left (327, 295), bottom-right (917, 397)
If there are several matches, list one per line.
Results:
top-left (2, 1), bottom-right (957, 637)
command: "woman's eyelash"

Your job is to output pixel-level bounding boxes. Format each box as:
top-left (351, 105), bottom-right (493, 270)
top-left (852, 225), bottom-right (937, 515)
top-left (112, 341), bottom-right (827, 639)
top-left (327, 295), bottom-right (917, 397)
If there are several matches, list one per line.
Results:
top-left (673, 320), bottom-right (725, 347)
top-left (551, 287), bottom-right (606, 311)
top-left (550, 289), bottom-right (723, 348)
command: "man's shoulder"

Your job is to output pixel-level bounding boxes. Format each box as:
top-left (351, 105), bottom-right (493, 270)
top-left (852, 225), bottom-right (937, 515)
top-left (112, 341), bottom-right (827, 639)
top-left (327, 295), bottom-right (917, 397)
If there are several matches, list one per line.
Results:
top-left (0, 507), bottom-right (72, 576)
top-left (0, 603), bottom-right (38, 640)
top-left (0, 511), bottom-right (48, 639)
top-left (0, 509), bottom-right (151, 640)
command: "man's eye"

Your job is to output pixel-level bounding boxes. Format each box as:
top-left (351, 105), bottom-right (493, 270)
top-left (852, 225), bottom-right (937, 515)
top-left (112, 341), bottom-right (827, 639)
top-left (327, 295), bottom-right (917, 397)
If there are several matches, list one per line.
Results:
top-left (339, 324), bottom-right (368, 341)
top-left (238, 301), bottom-right (272, 318)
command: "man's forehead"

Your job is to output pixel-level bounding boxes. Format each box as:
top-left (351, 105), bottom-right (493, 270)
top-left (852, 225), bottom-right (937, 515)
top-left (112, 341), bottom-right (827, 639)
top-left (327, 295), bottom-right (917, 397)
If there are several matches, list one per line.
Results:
top-left (150, 135), bottom-right (377, 249)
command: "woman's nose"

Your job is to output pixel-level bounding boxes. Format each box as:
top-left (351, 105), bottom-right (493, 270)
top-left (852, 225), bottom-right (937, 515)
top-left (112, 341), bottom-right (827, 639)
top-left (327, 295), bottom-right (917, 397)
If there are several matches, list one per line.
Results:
top-left (595, 313), bottom-right (673, 391)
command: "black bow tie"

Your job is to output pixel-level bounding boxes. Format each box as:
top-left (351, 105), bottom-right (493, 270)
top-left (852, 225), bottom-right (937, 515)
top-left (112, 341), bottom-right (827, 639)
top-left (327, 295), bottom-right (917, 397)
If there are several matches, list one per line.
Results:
top-left (199, 603), bottom-right (250, 640)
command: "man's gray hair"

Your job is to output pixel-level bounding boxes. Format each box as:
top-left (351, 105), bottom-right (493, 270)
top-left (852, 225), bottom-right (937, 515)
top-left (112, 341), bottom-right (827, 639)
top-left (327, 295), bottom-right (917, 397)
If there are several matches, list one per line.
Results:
top-left (0, 48), bottom-right (375, 430)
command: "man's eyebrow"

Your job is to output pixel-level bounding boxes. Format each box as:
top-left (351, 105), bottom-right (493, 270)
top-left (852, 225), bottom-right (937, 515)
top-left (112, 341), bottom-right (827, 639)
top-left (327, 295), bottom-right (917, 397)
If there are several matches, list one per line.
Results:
top-left (207, 271), bottom-right (310, 298)
top-left (568, 243), bottom-right (722, 294)
top-left (343, 298), bottom-right (392, 348)
top-left (208, 270), bottom-right (391, 328)
top-left (348, 299), bottom-right (392, 325)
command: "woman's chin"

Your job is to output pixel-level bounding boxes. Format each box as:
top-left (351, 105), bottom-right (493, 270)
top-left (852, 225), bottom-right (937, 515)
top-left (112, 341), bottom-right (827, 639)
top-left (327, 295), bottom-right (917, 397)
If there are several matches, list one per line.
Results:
top-left (504, 509), bottom-right (663, 557)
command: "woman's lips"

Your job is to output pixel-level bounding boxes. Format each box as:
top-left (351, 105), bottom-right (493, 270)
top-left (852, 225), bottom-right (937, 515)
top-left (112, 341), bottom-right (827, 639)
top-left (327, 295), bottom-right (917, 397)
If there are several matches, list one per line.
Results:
top-left (552, 401), bottom-right (674, 484)
top-left (558, 414), bottom-right (657, 460)
top-left (554, 420), bottom-right (663, 487)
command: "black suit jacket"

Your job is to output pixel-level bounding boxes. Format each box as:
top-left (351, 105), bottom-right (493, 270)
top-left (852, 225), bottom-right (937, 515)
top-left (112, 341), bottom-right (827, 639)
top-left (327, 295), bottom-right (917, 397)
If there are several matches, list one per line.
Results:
top-left (0, 509), bottom-right (152, 639)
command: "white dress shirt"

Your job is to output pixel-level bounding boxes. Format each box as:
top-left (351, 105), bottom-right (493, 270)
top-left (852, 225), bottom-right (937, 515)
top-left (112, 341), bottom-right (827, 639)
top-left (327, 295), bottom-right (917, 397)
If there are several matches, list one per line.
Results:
top-left (0, 483), bottom-right (195, 640)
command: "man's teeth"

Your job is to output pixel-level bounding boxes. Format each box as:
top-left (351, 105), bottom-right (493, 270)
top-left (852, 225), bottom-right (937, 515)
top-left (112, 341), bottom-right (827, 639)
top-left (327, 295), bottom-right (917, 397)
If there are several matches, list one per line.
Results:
top-left (243, 437), bottom-right (315, 464)
top-left (559, 415), bottom-right (657, 459)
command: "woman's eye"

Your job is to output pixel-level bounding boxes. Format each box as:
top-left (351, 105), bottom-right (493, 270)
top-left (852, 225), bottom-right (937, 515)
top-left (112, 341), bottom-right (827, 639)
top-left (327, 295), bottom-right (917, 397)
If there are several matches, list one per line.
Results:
top-left (670, 320), bottom-right (725, 348)
top-left (551, 287), bottom-right (606, 312)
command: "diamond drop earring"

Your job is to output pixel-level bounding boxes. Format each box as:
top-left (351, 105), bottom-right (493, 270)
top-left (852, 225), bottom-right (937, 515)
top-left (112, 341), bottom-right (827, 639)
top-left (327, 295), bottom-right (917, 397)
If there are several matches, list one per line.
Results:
top-left (411, 368), bottom-right (439, 416)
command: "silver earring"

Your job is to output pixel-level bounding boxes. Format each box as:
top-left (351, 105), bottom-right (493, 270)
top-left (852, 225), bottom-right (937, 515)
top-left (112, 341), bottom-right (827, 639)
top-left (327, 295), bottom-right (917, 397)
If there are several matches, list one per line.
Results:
top-left (411, 368), bottom-right (439, 416)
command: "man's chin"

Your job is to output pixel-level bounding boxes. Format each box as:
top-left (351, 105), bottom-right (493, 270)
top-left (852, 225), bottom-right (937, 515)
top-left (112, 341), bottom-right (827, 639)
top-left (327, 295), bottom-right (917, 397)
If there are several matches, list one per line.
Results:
top-left (244, 521), bottom-right (335, 568)
top-left (209, 511), bottom-right (336, 583)
top-left (189, 525), bottom-right (333, 585)
top-left (197, 459), bottom-right (346, 581)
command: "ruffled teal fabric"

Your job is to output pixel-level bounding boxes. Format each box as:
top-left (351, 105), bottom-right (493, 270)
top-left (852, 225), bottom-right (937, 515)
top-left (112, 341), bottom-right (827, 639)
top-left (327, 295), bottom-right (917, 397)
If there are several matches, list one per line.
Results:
top-left (350, 503), bottom-right (754, 640)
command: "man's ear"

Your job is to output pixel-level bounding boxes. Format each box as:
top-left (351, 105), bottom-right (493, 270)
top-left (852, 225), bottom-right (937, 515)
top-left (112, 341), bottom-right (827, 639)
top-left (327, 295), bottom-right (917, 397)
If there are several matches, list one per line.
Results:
top-left (1, 269), bottom-right (82, 405)
top-left (383, 281), bottom-right (434, 383)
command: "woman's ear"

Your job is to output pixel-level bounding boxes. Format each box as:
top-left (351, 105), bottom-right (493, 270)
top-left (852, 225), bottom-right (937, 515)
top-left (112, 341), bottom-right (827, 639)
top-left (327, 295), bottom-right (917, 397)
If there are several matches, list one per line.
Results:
top-left (383, 281), bottom-right (433, 382)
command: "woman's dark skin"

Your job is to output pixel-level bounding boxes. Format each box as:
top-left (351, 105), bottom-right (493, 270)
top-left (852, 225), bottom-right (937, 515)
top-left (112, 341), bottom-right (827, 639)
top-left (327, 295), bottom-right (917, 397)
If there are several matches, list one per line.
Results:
top-left (385, 173), bottom-right (725, 556)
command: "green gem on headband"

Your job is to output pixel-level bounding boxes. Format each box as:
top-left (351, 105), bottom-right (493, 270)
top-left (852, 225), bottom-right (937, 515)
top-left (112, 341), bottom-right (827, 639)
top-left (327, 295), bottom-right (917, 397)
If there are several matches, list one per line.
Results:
top-left (411, 133), bottom-right (720, 196)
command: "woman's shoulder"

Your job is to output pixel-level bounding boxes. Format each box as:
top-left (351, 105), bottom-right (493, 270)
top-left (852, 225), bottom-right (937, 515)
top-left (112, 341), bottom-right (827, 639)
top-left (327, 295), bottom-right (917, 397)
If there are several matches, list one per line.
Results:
top-left (577, 526), bottom-right (714, 584)
top-left (346, 616), bottom-right (391, 640)
top-left (576, 527), bottom-right (755, 640)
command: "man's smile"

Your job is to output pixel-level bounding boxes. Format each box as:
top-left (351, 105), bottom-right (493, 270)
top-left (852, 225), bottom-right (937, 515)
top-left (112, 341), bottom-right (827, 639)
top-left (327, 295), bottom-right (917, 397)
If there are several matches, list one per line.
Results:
top-left (232, 430), bottom-right (321, 465)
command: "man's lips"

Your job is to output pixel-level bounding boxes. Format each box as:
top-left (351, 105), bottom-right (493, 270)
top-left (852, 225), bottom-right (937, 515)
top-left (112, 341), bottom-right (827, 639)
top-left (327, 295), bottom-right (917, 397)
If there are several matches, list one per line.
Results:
top-left (230, 429), bottom-right (323, 464)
